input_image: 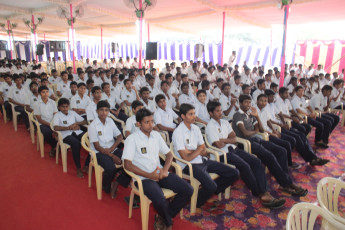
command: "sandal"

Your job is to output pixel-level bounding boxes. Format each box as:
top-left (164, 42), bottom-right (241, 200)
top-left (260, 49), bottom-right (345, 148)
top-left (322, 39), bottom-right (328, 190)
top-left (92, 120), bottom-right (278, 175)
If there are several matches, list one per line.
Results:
top-left (280, 186), bottom-right (308, 197)
top-left (310, 158), bottom-right (329, 166)
top-left (262, 198), bottom-right (286, 209)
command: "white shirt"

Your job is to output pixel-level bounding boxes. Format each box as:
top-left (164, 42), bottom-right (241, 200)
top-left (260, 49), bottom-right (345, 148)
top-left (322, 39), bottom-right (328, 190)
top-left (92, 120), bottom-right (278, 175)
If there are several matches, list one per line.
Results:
top-left (86, 101), bottom-right (98, 121)
top-left (122, 130), bottom-right (170, 180)
top-left (256, 105), bottom-right (274, 132)
top-left (71, 94), bottom-right (91, 112)
top-left (291, 95), bottom-right (310, 114)
top-left (57, 81), bottom-right (71, 95)
top-left (88, 117), bottom-right (121, 153)
top-left (61, 90), bottom-right (76, 101)
top-left (120, 89), bottom-right (137, 104)
top-left (206, 118), bottom-right (236, 157)
top-left (330, 88), bottom-right (343, 109)
top-left (230, 84), bottom-right (241, 98)
top-left (275, 96), bottom-right (293, 116)
top-left (228, 55), bottom-right (236, 67)
top-left (53, 111), bottom-right (84, 139)
top-left (92, 77), bottom-right (103, 87)
top-left (101, 93), bottom-right (117, 109)
top-left (179, 93), bottom-right (197, 107)
top-left (125, 115), bottom-right (139, 135)
top-left (241, 73), bottom-right (252, 85)
top-left (309, 93), bottom-right (327, 111)
top-left (155, 90), bottom-right (176, 109)
top-left (252, 89), bottom-right (265, 103)
top-left (25, 93), bottom-right (41, 109)
top-left (195, 100), bottom-right (210, 123)
top-left (8, 85), bottom-right (27, 105)
top-left (34, 99), bottom-right (58, 124)
top-left (172, 122), bottom-right (204, 168)
top-left (154, 107), bottom-right (178, 129)
top-left (0, 82), bottom-right (13, 101)
top-left (140, 99), bottom-right (156, 113)
top-left (212, 87), bottom-right (222, 100)
top-left (219, 94), bottom-right (236, 120)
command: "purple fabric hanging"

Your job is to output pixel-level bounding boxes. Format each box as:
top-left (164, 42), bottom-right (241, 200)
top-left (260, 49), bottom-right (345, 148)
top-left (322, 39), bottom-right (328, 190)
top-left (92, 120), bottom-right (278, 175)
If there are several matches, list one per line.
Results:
top-left (245, 46), bottom-right (252, 63)
top-left (135, 44), bottom-right (138, 58)
top-left (164, 43), bottom-right (167, 60)
top-left (171, 42), bottom-right (175, 60)
top-left (76, 41), bottom-right (81, 60)
top-left (158, 42), bottom-right (161, 60)
top-left (179, 43), bottom-right (183, 61)
top-left (208, 43), bottom-right (213, 63)
top-left (262, 46), bottom-right (270, 66)
top-left (15, 43), bottom-right (21, 59)
top-left (236, 47), bottom-right (243, 65)
top-left (202, 44), bottom-right (206, 62)
top-left (186, 43), bottom-right (190, 61)
top-left (253, 48), bottom-right (261, 65)
top-left (125, 43), bottom-right (129, 58)
top-left (24, 42), bottom-right (31, 61)
top-left (292, 44), bottom-right (296, 64)
top-left (272, 48), bottom-right (278, 67)
top-left (130, 43), bottom-right (133, 58)
top-left (217, 43), bottom-right (222, 64)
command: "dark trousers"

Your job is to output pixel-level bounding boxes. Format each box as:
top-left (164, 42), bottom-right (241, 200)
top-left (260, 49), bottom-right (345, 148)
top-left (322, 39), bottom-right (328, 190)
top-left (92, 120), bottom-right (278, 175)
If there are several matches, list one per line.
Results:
top-left (40, 124), bottom-right (57, 148)
top-left (221, 147), bottom-right (267, 196)
top-left (282, 128), bottom-right (317, 162)
top-left (3, 101), bottom-right (12, 119)
top-left (292, 121), bottom-right (312, 136)
top-left (183, 159), bottom-right (239, 208)
top-left (270, 135), bottom-right (294, 166)
top-left (95, 149), bottom-right (131, 193)
top-left (322, 113), bottom-right (339, 132)
top-left (307, 117), bottom-right (332, 143)
top-left (15, 105), bottom-right (29, 128)
top-left (335, 104), bottom-right (344, 110)
top-left (249, 137), bottom-right (292, 187)
top-left (142, 173), bottom-right (193, 226)
top-left (63, 132), bottom-right (85, 169)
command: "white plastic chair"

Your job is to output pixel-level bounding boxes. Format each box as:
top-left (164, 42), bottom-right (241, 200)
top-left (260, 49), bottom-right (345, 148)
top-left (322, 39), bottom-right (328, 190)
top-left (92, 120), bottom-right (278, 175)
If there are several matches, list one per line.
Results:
top-left (31, 115), bottom-right (45, 158)
top-left (317, 177), bottom-right (345, 225)
top-left (9, 102), bottom-right (20, 131)
top-left (50, 121), bottom-right (71, 173)
top-left (286, 202), bottom-right (345, 230)
top-left (1, 104), bottom-right (7, 123)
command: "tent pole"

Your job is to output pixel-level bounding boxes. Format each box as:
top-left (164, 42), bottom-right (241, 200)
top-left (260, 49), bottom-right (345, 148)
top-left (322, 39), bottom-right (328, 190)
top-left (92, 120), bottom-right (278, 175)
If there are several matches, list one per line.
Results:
top-left (67, 28), bottom-right (70, 61)
top-left (7, 20), bottom-right (13, 60)
top-left (138, 0), bottom-right (143, 69)
top-left (280, 5), bottom-right (289, 88)
top-left (70, 3), bottom-right (76, 74)
top-left (221, 12), bottom-right (225, 66)
top-left (101, 27), bottom-right (103, 60)
top-left (32, 15), bottom-right (38, 63)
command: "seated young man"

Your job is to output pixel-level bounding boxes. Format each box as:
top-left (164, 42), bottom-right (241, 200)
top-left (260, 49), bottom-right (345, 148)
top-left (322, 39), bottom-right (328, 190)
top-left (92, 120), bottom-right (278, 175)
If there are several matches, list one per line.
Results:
top-left (88, 100), bottom-right (130, 198)
top-left (71, 82), bottom-right (91, 119)
top-left (219, 83), bottom-right (238, 121)
top-left (40, 78), bottom-right (57, 101)
top-left (101, 82), bottom-right (128, 123)
top-left (139, 87), bottom-right (156, 113)
top-left (122, 108), bottom-right (193, 230)
top-left (252, 79), bottom-right (266, 103)
top-left (275, 87), bottom-right (312, 136)
top-left (0, 74), bottom-right (13, 120)
top-left (120, 79), bottom-right (140, 107)
top-left (265, 90), bottom-right (329, 166)
top-left (178, 82), bottom-right (197, 107)
top-left (155, 81), bottom-right (179, 109)
top-left (8, 75), bottom-right (30, 129)
top-left (57, 71), bottom-right (71, 97)
top-left (34, 86), bottom-right (58, 157)
top-left (232, 95), bottom-right (308, 196)
top-left (194, 90), bottom-right (210, 125)
top-left (25, 82), bottom-right (40, 113)
top-left (230, 75), bottom-right (242, 99)
top-left (86, 86), bottom-right (102, 123)
top-left (173, 103), bottom-right (239, 210)
top-left (309, 85), bottom-right (340, 134)
top-left (206, 101), bottom-right (285, 208)
top-left (53, 98), bottom-right (87, 178)
top-left (212, 78), bottom-right (224, 100)
top-left (200, 80), bottom-right (215, 104)
top-left (330, 79), bottom-right (345, 109)
top-left (154, 94), bottom-right (181, 141)
top-left (61, 81), bottom-right (78, 100)
top-left (125, 100), bottom-right (144, 137)
top-left (291, 86), bottom-right (335, 148)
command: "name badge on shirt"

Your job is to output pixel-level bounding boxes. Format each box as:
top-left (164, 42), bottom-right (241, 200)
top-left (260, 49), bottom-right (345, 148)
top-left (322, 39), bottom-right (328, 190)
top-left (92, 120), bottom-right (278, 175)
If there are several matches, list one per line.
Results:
top-left (111, 88), bottom-right (114, 91)
top-left (300, 104), bottom-right (302, 107)
top-left (186, 139), bottom-right (189, 144)
top-left (76, 100), bottom-right (80, 104)
top-left (98, 131), bottom-right (102, 136)
top-left (235, 90), bottom-right (237, 92)
top-left (141, 147), bottom-right (147, 154)
top-left (5, 89), bottom-right (8, 92)
top-left (227, 102), bottom-right (230, 106)
top-left (63, 85), bottom-right (66, 87)
top-left (34, 98), bottom-right (37, 101)
top-left (127, 95), bottom-right (129, 98)
top-left (218, 128), bottom-right (221, 133)
top-left (63, 120), bottom-right (67, 124)
top-left (16, 91), bottom-right (19, 94)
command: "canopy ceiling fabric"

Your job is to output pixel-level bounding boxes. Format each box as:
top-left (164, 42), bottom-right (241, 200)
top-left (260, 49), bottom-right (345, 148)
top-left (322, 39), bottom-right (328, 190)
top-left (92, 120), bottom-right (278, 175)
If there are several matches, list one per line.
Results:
top-left (0, 0), bottom-right (344, 40)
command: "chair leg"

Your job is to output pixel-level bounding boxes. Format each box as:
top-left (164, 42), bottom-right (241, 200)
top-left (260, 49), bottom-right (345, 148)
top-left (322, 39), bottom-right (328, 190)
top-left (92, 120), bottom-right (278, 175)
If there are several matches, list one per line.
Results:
top-left (140, 195), bottom-right (150, 230)
top-left (95, 167), bottom-right (103, 200)
top-left (39, 134), bottom-right (44, 158)
top-left (224, 186), bottom-right (231, 199)
top-left (341, 111), bottom-right (345, 126)
top-left (2, 106), bottom-right (7, 123)
top-left (190, 180), bottom-right (200, 215)
top-left (36, 134), bottom-right (39, 151)
top-left (56, 144), bottom-right (60, 164)
top-left (61, 146), bottom-right (68, 173)
top-left (218, 193), bottom-right (222, 201)
top-left (88, 164), bottom-right (92, 188)
top-left (128, 190), bottom-right (135, 218)
top-left (30, 125), bottom-right (35, 144)
top-left (13, 114), bottom-right (17, 132)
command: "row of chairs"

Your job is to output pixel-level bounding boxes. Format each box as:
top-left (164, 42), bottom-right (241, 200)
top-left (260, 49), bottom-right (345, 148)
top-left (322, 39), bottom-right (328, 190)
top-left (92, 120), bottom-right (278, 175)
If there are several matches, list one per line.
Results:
top-left (286, 177), bottom-right (345, 230)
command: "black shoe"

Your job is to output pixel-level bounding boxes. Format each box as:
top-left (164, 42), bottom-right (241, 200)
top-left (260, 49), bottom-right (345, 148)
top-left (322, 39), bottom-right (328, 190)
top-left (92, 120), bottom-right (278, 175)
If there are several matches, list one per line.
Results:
top-left (315, 141), bottom-right (328, 148)
top-left (124, 195), bottom-right (140, 208)
top-left (310, 158), bottom-right (330, 166)
top-left (289, 162), bottom-right (301, 169)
